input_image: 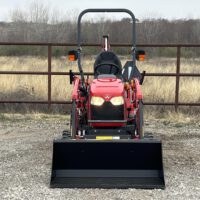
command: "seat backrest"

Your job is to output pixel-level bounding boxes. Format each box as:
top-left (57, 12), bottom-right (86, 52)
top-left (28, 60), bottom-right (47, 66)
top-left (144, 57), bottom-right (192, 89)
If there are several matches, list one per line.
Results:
top-left (94, 51), bottom-right (122, 78)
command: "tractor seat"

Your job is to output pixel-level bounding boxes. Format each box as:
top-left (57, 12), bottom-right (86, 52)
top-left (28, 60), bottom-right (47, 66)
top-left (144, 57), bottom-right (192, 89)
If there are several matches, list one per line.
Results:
top-left (94, 51), bottom-right (122, 78)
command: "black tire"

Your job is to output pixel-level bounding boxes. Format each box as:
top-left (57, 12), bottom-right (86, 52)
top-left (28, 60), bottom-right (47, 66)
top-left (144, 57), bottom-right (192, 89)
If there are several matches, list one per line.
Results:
top-left (70, 100), bottom-right (78, 138)
top-left (136, 100), bottom-right (144, 139)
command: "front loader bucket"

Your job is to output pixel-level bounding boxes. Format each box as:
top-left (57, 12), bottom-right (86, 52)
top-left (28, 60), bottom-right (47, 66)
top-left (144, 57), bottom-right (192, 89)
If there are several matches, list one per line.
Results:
top-left (50, 139), bottom-right (165, 189)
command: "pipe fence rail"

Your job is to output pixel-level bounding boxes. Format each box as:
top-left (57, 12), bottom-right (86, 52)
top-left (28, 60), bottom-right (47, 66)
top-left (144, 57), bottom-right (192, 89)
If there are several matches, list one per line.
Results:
top-left (0, 42), bottom-right (200, 111)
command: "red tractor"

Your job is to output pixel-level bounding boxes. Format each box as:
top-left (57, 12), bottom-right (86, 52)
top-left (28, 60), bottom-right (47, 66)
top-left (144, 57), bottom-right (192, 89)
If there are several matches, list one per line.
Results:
top-left (50, 9), bottom-right (165, 189)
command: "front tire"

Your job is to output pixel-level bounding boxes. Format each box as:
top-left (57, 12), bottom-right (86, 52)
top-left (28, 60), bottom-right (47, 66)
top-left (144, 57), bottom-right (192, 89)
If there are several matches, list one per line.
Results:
top-left (136, 100), bottom-right (144, 139)
top-left (70, 100), bottom-right (78, 138)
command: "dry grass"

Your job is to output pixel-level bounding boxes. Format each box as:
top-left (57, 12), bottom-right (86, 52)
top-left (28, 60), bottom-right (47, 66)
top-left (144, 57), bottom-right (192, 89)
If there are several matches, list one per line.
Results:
top-left (0, 56), bottom-right (200, 114)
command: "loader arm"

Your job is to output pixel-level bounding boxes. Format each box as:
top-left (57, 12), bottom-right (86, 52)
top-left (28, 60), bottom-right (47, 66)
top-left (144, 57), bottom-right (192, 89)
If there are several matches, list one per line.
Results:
top-left (71, 77), bottom-right (80, 101)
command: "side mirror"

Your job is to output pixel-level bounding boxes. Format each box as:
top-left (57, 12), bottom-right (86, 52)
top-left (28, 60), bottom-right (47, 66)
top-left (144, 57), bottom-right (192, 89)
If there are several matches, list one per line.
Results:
top-left (136, 50), bottom-right (145, 61)
top-left (68, 50), bottom-right (78, 61)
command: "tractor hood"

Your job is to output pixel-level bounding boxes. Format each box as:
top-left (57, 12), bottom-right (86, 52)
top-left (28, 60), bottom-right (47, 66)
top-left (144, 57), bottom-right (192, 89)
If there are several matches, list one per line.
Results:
top-left (90, 78), bottom-right (124, 100)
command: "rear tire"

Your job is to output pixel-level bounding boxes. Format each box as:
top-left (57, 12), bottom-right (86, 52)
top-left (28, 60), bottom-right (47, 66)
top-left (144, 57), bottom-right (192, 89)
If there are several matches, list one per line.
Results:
top-left (70, 100), bottom-right (78, 138)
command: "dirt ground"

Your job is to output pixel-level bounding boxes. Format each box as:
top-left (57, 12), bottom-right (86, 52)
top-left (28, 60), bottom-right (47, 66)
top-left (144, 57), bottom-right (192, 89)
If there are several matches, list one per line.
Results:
top-left (0, 115), bottom-right (200, 200)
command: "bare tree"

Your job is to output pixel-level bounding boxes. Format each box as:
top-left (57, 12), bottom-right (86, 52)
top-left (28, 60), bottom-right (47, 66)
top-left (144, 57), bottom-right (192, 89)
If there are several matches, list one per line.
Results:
top-left (29, 1), bottom-right (49, 23)
top-left (1, 2), bottom-right (200, 56)
top-left (10, 8), bottom-right (27, 22)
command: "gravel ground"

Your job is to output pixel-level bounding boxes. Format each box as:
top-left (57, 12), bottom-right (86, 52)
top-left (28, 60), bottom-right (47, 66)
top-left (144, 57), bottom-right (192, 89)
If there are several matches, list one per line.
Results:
top-left (0, 115), bottom-right (200, 200)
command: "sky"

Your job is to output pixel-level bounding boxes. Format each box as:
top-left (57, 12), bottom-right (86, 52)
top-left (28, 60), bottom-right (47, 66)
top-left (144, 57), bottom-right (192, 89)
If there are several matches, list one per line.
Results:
top-left (0, 0), bottom-right (200, 21)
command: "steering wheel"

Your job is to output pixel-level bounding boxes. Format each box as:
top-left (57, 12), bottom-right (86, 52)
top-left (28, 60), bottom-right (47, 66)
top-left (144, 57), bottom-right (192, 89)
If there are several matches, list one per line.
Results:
top-left (95, 63), bottom-right (120, 75)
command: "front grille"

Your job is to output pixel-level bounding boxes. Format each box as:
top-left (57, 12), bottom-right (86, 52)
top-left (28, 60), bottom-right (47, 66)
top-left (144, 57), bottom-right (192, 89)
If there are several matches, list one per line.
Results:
top-left (91, 102), bottom-right (124, 120)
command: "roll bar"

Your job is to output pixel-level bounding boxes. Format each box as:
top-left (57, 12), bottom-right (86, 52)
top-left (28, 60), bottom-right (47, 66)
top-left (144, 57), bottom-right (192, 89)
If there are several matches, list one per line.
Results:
top-left (76, 9), bottom-right (136, 87)
top-left (77, 9), bottom-right (136, 49)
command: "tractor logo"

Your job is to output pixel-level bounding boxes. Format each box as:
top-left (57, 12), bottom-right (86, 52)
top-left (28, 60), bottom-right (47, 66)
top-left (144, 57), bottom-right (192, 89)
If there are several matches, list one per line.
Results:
top-left (104, 95), bottom-right (110, 100)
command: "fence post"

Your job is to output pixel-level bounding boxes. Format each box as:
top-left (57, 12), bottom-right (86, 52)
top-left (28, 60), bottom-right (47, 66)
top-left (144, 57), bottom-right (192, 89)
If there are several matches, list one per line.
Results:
top-left (175, 46), bottom-right (181, 112)
top-left (48, 45), bottom-right (52, 111)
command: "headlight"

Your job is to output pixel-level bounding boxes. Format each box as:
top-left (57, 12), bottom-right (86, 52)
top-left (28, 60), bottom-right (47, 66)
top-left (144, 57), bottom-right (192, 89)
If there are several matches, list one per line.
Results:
top-left (110, 96), bottom-right (124, 106)
top-left (91, 96), bottom-right (105, 106)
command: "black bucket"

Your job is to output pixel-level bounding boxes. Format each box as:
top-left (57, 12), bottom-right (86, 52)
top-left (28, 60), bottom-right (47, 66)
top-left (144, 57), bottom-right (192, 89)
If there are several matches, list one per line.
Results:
top-left (50, 139), bottom-right (165, 189)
